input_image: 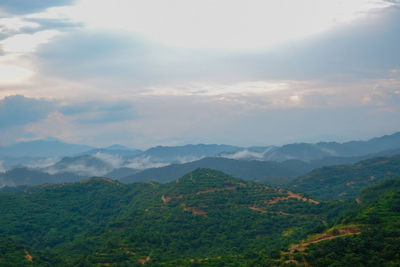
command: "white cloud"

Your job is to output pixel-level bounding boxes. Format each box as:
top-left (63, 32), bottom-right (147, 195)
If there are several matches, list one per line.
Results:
top-left (219, 150), bottom-right (265, 160)
top-left (92, 152), bottom-right (123, 169)
top-left (1, 30), bottom-right (60, 53)
top-left (0, 17), bottom-right (40, 32)
top-left (26, 0), bottom-right (394, 50)
top-left (143, 81), bottom-right (291, 97)
top-left (25, 157), bottom-right (60, 169)
top-left (0, 160), bottom-right (6, 173)
top-left (125, 156), bottom-right (169, 170)
top-left (46, 164), bottom-right (108, 177)
top-left (0, 63), bottom-right (33, 84)
top-left (175, 155), bottom-right (205, 164)
top-left (0, 0), bottom-right (398, 148)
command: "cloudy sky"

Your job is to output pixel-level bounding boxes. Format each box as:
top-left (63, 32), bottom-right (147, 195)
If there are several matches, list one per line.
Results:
top-left (0, 0), bottom-right (399, 148)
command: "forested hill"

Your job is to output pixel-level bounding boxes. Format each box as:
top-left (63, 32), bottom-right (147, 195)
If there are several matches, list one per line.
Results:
top-left (0, 169), bottom-right (399, 265)
top-left (287, 155), bottom-right (400, 201)
top-left (0, 169), bottom-right (330, 266)
top-left (286, 177), bottom-right (400, 266)
top-left (118, 151), bottom-right (400, 186)
top-left (120, 157), bottom-right (313, 184)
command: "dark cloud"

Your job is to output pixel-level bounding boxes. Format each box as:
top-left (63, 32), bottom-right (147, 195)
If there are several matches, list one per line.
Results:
top-left (234, 5), bottom-right (400, 81)
top-left (33, 6), bottom-right (400, 88)
top-left (34, 31), bottom-right (235, 86)
top-left (26, 18), bottom-right (82, 32)
top-left (0, 0), bottom-right (76, 15)
top-left (0, 18), bottom-right (81, 43)
top-left (0, 95), bottom-right (54, 129)
top-left (0, 95), bottom-right (136, 131)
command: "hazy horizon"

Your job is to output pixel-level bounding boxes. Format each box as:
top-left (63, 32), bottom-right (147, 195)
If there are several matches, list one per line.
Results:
top-left (1, 130), bottom-right (399, 151)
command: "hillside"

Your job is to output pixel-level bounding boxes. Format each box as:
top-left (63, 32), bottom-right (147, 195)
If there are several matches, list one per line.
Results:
top-left (0, 169), bottom-right (330, 265)
top-left (0, 167), bottom-right (83, 187)
top-left (119, 151), bottom-right (400, 186)
top-left (285, 177), bottom-right (400, 266)
top-left (120, 157), bottom-right (313, 185)
top-left (287, 155), bottom-right (400, 201)
top-left (1, 169), bottom-right (399, 265)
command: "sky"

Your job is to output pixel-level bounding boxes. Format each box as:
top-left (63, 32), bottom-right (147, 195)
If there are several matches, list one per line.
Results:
top-left (0, 0), bottom-right (399, 149)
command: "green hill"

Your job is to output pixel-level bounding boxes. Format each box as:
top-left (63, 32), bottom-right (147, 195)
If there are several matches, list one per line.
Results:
top-left (0, 169), bottom-right (330, 265)
top-left (287, 155), bottom-right (400, 201)
top-left (1, 168), bottom-right (399, 266)
top-left (120, 157), bottom-right (312, 185)
top-left (285, 177), bottom-right (400, 266)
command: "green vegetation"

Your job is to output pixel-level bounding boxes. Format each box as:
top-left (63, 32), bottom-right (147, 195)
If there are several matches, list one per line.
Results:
top-left (286, 177), bottom-right (400, 266)
top-left (0, 169), bottom-right (399, 266)
top-left (0, 238), bottom-right (34, 266)
top-left (0, 169), bottom-right (331, 265)
top-left (287, 155), bottom-right (400, 201)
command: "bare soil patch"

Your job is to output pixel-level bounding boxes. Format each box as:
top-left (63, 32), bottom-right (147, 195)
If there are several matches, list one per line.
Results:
top-left (138, 256), bottom-right (151, 264)
top-left (289, 227), bottom-right (361, 253)
top-left (180, 203), bottom-right (207, 216)
top-left (268, 190), bottom-right (319, 205)
top-left (24, 249), bottom-right (33, 263)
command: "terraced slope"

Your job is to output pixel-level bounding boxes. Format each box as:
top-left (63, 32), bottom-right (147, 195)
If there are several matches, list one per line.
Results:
top-left (0, 169), bottom-right (327, 266)
top-left (285, 177), bottom-right (400, 266)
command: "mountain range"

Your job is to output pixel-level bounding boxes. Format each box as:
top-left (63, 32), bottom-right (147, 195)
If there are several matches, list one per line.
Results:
top-left (1, 131), bottom-right (400, 188)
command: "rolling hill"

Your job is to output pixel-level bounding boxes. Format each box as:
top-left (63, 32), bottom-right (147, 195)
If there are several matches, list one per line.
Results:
top-left (119, 150), bottom-right (400, 186)
top-left (119, 157), bottom-right (313, 184)
top-left (286, 177), bottom-right (400, 266)
top-left (287, 155), bottom-right (400, 201)
top-left (0, 169), bottom-right (399, 265)
top-left (0, 169), bottom-right (329, 265)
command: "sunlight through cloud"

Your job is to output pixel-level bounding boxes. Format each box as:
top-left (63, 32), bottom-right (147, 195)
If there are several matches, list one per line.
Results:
top-left (55, 0), bottom-right (394, 50)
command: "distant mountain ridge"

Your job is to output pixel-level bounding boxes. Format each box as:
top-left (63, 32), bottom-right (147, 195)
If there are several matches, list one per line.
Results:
top-left (260, 131), bottom-right (400, 162)
top-left (138, 144), bottom-right (242, 162)
top-left (119, 157), bottom-right (311, 184)
top-left (77, 147), bottom-right (142, 159)
top-left (118, 148), bottom-right (400, 185)
top-left (0, 167), bottom-right (83, 187)
top-left (2, 131), bottom-right (399, 161)
top-left (1, 132), bottom-right (400, 187)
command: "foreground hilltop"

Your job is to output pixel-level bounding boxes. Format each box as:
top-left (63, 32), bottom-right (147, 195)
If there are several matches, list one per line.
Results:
top-left (0, 169), bottom-right (328, 266)
top-left (285, 177), bottom-right (400, 266)
top-left (1, 169), bottom-right (399, 266)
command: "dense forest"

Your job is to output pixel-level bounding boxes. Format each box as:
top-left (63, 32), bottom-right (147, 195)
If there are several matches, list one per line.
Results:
top-left (286, 177), bottom-right (400, 266)
top-left (287, 155), bottom-right (400, 201)
top-left (0, 167), bottom-right (399, 266)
